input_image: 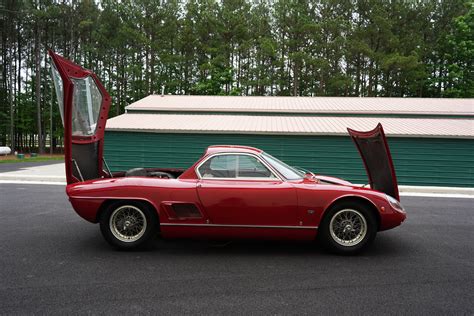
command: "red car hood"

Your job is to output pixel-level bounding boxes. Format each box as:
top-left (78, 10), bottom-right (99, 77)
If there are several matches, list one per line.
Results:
top-left (348, 123), bottom-right (400, 201)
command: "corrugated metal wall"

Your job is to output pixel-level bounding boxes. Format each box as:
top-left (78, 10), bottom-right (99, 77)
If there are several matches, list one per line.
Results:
top-left (104, 131), bottom-right (474, 187)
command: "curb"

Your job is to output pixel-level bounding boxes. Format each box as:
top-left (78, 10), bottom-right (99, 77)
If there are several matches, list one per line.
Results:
top-left (398, 185), bottom-right (474, 196)
top-left (0, 180), bottom-right (66, 185)
top-left (0, 175), bottom-right (66, 182)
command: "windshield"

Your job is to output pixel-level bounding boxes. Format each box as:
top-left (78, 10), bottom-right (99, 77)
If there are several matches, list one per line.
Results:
top-left (261, 152), bottom-right (305, 180)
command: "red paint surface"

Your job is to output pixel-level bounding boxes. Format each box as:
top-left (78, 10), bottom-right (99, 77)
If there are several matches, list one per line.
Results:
top-left (348, 123), bottom-right (400, 200)
top-left (66, 148), bottom-right (406, 240)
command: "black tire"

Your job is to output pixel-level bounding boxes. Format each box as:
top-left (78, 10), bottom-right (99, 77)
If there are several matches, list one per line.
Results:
top-left (319, 201), bottom-right (377, 255)
top-left (99, 200), bottom-right (159, 250)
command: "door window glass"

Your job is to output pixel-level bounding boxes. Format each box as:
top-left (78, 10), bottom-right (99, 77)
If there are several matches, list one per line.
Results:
top-left (198, 154), bottom-right (275, 179)
top-left (200, 155), bottom-right (237, 178)
top-left (50, 63), bottom-right (64, 126)
top-left (71, 76), bottom-right (102, 136)
top-left (238, 155), bottom-right (275, 178)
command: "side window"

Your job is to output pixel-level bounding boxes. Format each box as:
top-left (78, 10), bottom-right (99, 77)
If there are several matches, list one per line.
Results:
top-left (238, 155), bottom-right (275, 178)
top-left (199, 155), bottom-right (237, 178)
top-left (198, 154), bottom-right (275, 179)
top-left (71, 76), bottom-right (102, 136)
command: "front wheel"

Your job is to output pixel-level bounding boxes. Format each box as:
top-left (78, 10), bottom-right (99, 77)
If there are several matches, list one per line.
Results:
top-left (99, 201), bottom-right (158, 250)
top-left (319, 201), bottom-right (377, 255)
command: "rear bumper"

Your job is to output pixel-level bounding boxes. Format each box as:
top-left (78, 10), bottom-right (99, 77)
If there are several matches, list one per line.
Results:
top-left (69, 197), bottom-right (102, 223)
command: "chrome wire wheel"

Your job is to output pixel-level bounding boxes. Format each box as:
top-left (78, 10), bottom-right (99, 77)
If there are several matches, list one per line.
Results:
top-left (329, 209), bottom-right (367, 247)
top-left (109, 205), bottom-right (147, 243)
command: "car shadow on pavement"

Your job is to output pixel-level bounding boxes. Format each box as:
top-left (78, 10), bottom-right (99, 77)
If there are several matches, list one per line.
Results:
top-left (76, 230), bottom-right (407, 258)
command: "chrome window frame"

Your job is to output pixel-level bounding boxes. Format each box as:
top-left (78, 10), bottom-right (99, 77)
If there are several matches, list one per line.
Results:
top-left (195, 152), bottom-right (284, 181)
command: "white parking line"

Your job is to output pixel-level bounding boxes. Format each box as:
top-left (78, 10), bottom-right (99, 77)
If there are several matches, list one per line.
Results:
top-left (0, 180), bottom-right (66, 186)
top-left (400, 192), bottom-right (474, 199)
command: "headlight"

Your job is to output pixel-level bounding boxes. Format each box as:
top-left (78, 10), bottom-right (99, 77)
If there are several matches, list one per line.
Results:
top-left (386, 194), bottom-right (405, 212)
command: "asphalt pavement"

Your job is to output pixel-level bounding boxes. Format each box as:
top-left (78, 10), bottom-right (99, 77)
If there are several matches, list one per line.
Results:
top-left (0, 160), bottom-right (63, 173)
top-left (0, 183), bottom-right (473, 314)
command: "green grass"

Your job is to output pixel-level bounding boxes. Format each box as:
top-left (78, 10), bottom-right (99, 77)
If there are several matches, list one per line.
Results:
top-left (0, 155), bottom-right (64, 164)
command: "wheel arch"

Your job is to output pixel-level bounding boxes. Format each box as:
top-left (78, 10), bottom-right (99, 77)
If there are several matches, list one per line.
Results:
top-left (96, 198), bottom-right (160, 226)
top-left (321, 195), bottom-right (381, 230)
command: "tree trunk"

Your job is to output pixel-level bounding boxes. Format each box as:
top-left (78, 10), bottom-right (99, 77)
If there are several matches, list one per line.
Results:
top-left (15, 21), bottom-right (22, 151)
top-left (9, 57), bottom-right (14, 151)
top-left (293, 61), bottom-right (299, 96)
top-left (150, 34), bottom-right (155, 94)
top-left (35, 19), bottom-right (44, 154)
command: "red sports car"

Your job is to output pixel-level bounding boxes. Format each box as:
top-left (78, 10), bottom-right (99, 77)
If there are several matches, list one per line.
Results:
top-left (49, 51), bottom-right (406, 255)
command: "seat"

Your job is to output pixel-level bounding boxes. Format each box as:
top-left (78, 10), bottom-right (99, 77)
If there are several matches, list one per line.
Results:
top-left (124, 168), bottom-right (147, 177)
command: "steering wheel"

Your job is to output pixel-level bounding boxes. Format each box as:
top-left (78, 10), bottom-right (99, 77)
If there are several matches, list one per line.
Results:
top-left (149, 171), bottom-right (175, 179)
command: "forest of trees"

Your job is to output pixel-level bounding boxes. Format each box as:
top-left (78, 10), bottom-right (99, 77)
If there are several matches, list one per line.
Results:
top-left (1, 0), bottom-right (473, 153)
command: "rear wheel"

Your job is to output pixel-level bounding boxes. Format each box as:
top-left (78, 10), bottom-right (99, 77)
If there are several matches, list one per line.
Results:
top-left (99, 201), bottom-right (158, 250)
top-left (319, 201), bottom-right (377, 255)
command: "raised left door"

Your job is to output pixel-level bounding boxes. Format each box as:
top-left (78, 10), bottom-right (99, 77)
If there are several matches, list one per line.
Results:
top-left (49, 51), bottom-right (111, 184)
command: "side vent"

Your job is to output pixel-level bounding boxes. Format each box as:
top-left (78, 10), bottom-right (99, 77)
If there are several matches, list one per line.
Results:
top-left (172, 203), bottom-right (202, 218)
top-left (161, 202), bottom-right (203, 220)
top-left (162, 203), bottom-right (201, 219)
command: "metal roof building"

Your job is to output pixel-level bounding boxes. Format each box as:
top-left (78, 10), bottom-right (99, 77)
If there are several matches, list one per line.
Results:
top-left (107, 114), bottom-right (473, 138)
top-left (104, 96), bottom-right (474, 187)
top-left (124, 95), bottom-right (473, 117)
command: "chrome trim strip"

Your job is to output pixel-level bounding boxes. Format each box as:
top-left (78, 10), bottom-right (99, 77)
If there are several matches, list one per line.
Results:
top-left (72, 159), bottom-right (84, 182)
top-left (161, 223), bottom-right (318, 229)
top-left (68, 195), bottom-right (131, 199)
top-left (195, 176), bottom-right (281, 181)
top-left (195, 152), bottom-right (283, 181)
top-left (102, 157), bottom-right (113, 178)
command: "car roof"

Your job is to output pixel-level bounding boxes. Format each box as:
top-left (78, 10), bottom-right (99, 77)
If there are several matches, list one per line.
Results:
top-left (205, 145), bottom-right (263, 155)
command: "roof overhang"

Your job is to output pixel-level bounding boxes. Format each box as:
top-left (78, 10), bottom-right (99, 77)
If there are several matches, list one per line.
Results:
top-left (125, 95), bottom-right (474, 117)
top-left (105, 113), bottom-right (474, 139)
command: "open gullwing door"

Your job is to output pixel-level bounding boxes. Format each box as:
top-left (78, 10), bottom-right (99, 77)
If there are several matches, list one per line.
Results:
top-left (49, 50), bottom-right (111, 184)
